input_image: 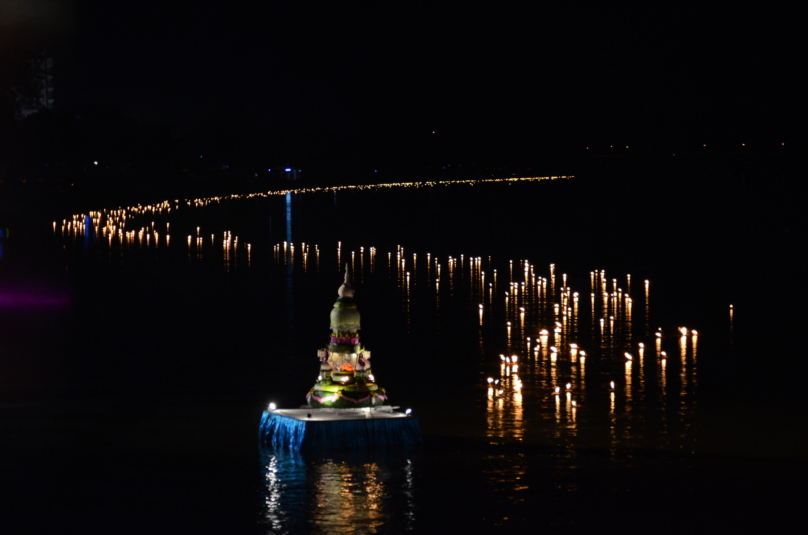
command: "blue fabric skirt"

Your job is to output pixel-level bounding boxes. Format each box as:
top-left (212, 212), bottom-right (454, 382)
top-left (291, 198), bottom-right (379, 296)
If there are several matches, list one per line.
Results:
top-left (258, 412), bottom-right (423, 451)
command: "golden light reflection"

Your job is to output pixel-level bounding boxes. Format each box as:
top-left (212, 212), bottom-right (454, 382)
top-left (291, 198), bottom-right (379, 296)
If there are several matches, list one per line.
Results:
top-left (729, 304), bottom-right (734, 334)
top-left (579, 354), bottom-right (585, 385)
top-left (680, 337), bottom-right (688, 395)
top-left (625, 360), bottom-right (633, 402)
top-left (554, 390), bottom-right (561, 423)
top-left (312, 460), bottom-right (385, 533)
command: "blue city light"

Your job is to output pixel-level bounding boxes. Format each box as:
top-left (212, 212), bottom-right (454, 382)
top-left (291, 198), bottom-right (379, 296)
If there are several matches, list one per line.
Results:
top-left (268, 169), bottom-right (271, 172)
top-left (285, 168), bottom-right (292, 172)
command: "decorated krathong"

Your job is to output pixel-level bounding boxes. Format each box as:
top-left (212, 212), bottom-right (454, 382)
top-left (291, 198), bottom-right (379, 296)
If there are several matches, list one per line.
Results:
top-left (258, 266), bottom-right (420, 450)
top-left (307, 264), bottom-right (387, 408)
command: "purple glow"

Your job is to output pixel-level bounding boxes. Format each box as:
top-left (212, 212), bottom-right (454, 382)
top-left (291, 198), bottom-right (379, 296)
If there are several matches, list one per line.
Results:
top-left (0, 291), bottom-right (70, 308)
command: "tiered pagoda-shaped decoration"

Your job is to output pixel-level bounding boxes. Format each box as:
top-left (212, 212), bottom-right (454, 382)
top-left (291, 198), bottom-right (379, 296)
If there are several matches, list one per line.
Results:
top-left (306, 266), bottom-right (387, 408)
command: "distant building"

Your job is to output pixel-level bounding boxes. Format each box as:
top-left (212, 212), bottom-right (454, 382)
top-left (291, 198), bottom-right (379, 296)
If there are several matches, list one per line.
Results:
top-left (16, 54), bottom-right (54, 119)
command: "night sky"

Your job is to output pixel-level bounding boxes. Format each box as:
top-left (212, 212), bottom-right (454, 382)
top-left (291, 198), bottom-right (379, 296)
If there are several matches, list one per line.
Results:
top-left (2, 2), bottom-right (805, 158)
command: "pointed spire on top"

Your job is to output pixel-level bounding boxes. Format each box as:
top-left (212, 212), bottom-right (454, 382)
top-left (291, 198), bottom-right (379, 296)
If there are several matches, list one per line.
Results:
top-left (338, 263), bottom-right (354, 298)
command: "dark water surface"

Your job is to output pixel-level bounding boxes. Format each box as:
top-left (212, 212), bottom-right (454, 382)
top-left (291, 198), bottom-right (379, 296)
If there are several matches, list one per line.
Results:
top-left (1, 170), bottom-right (806, 533)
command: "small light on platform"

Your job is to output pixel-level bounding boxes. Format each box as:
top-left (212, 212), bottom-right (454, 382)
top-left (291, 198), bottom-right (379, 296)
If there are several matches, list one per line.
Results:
top-left (487, 377), bottom-right (494, 384)
top-left (405, 408), bottom-right (412, 416)
top-left (554, 386), bottom-right (561, 395)
top-left (268, 403), bottom-right (276, 411)
top-left (565, 383), bottom-right (571, 391)
top-left (610, 381), bottom-right (615, 390)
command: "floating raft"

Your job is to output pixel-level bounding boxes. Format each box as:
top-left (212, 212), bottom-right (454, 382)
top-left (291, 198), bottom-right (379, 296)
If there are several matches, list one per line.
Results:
top-left (259, 407), bottom-right (422, 451)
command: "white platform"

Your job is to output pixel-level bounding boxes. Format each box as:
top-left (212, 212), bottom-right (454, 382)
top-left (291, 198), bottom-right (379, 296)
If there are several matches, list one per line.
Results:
top-left (271, 407), bottom-right (409, 422)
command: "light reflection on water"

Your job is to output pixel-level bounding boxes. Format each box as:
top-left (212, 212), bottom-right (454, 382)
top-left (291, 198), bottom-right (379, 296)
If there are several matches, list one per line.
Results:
top-left (59, 189), bottom-right (708, 530)
top-left (260, 449), bottom-right (418, 534)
